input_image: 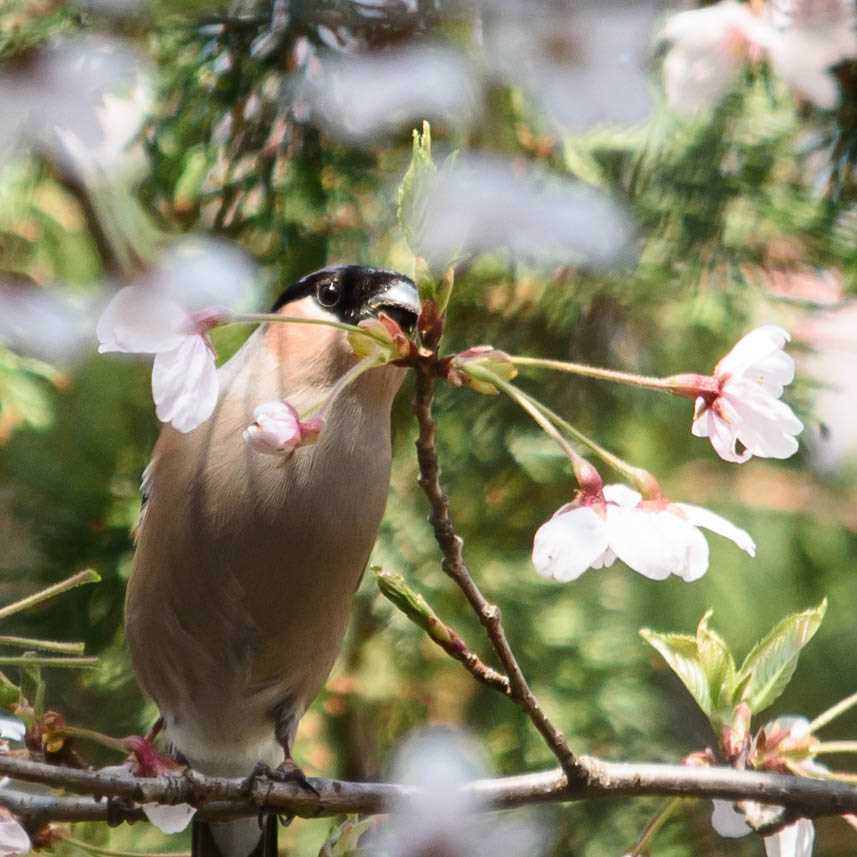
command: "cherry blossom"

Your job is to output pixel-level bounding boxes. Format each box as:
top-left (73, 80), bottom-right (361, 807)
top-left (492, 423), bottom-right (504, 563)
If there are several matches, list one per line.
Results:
top-left (662, 0), bottom-right (857, 113)
top-left (691, 325), bottom-right (803, 463)
top-left (97, 286), bottom-right (228, 433)
top-left (243, 401), bottom-right (324, 457)
top-left (532, 483), bottom-right (755, 583)
top-left (141, 803), bottom-right (197, 835)
top-left (0, 809), bottom-right (30, 857)
top-left (711, 800), bottom-right (815, 857)
top-left (372, 730), bottom-right (550, 857)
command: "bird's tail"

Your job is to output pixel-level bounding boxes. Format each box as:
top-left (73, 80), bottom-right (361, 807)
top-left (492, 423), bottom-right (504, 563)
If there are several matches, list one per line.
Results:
top-left (191, 814), bottom-right (277, 857)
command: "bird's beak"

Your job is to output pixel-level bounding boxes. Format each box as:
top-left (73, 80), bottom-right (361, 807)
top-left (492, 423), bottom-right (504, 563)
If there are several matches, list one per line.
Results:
top-left (364, 277), bottom-right (421, 333)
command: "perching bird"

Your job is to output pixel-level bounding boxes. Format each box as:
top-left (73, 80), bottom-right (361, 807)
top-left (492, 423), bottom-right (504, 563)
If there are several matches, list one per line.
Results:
top-left (125, 265), bottom-right (421, 857)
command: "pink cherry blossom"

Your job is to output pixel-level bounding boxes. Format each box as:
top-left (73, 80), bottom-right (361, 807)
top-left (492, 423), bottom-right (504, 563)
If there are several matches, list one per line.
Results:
top-left (691, 325), bottom-right (803, 463)
top-left (97, 286), bottom-right (229, 433)
top-left (532, 484), bottom-right (755, 583)
top-left (242, 400), bottom-right (324, 457)
top-left (711, 800), bottom-right (815, 857)
top-left (0, 809), bottom-right (29, 856)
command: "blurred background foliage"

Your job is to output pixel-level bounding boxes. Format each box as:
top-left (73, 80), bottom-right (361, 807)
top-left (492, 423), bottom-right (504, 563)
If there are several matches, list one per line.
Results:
top-left (1, 0), bottom-right (856, 855)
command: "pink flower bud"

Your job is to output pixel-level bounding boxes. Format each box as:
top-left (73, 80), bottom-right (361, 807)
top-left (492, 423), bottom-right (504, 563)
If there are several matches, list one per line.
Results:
top-left (243, 401), bottom-right (325, 457)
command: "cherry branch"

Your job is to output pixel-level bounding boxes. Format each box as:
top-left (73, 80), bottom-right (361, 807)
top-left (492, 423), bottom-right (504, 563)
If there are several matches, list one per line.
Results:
top-left (411, 349), bottom-right (585, 783)
top-left (2, 755), bottom-right (857, 826)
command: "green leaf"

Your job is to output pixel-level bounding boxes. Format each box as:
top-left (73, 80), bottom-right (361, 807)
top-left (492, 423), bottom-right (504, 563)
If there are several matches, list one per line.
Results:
top-left (736, 599), bottom-right (827, 714)
top-left (696, 611), bottom-right (736, 714)
top-left (640, 628), bottom-right (711, 715)
top-left (396, 121), bottom-right (437, 264)
top-left (0, 671), bottom-right (19, 708)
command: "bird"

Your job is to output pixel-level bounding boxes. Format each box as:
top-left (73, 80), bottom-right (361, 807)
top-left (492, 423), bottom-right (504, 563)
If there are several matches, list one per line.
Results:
top-left (124, 265), bottom-right (421, 857)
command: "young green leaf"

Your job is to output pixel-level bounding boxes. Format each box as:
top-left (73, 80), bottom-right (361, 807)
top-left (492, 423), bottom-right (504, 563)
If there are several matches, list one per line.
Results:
top-left (696, 610), bottom-right (737, 715)
top-left (396, 121), bottom-right (436, 263)
top-left (736, 599), bottom-right (827, 715)
top-left (640, 629), bottom-right (711, 715)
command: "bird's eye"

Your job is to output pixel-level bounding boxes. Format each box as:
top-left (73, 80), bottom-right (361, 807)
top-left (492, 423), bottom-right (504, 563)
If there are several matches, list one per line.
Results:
top-left (316, 281), bottom-right (341, 308)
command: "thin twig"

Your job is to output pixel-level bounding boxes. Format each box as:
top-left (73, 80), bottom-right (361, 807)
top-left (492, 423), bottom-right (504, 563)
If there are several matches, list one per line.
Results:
top-left (374, 569), bottom-right (510, 695)
top-left (1, 756), bottom-right (857, 824)
top-left (412, 360), bottom-right (585, 783)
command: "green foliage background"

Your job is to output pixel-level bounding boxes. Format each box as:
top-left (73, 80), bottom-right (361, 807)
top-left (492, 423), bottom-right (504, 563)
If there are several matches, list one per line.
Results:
top-left (1, 2), bottom-right (856, 855)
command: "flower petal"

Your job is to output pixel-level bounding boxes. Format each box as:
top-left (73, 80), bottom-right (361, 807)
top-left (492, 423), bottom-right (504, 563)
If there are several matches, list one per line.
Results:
top-left (96, 286), bottom-right (187, 354)
top-left (532, 506), bottom-right (610, 582)
top-left (716, 325), bottom-right (791, 381)
top-left (152, 336), bottom-right (219, 433)
top-left (607, 506), bottom-right (708, 581)
top-left (0, 716), bottom-right (25, 743)
top-left (671, 502), bottom-right (756, 557)
top-left (142, 802), bottom-right (196, 834)
top-left (243, 400), bottom-right (303, 456)
top-left (764, 818), bottom-right (815, 857)
top-left (602, 483), bottom-right (642, 507)
top-left (695, 399), bottom-right (753, 463)
top-left (711, 799), bottom-right (752, 838)
top-left (0, 816), bottom-right (30, 855)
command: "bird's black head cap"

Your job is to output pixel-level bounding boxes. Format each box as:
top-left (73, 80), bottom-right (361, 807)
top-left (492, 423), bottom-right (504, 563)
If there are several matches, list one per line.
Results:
top-left (272, 265), bottom-right (420, 331)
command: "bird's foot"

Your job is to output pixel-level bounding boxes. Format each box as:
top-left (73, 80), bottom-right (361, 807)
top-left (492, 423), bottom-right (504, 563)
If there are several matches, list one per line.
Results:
top-left (242, 758), bottom-right (320, 799)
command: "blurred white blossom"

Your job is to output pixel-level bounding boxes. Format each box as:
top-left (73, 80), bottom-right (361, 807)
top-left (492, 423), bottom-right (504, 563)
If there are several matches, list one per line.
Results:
top-left (415, 155), bottom-right (634, 269)
top-left (0, 809), bottom-right (29, 857)
top-left (304, 44), bottom-right (480, 142)
top-left (485, 0), bottom-right (656, 131)
top-left (0, 281), bottom-right (96, 364)
top-left (662, 0), bottom-right (857, 113)
top-left (152, 238), bottom-right (258, 311)
top-left (0, 34), bottom-right (150, 178)
top-left (374, 730), bottom-right (551, 857)
top-left (797, 301), bottom-right (857, 471)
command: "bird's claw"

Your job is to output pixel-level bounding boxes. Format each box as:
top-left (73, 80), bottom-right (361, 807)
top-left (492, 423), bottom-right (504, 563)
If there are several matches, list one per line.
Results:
top-left (242, 759), bottom-right (320, 799)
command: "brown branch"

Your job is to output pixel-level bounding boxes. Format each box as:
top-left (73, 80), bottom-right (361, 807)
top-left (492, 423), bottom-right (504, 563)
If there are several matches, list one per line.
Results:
top-left (2, 755), bottom-right (857, 826)
top-left (411, 359), bottom-right (585, 783)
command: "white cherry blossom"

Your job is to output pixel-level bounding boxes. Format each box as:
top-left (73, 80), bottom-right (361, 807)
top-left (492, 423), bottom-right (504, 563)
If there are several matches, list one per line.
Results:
top-left (711, 800), bottom-right (815, 857)
top-left (692, 325), bottom-right (803, 463)
top-left (0, 810), bottom-right (30, 856)
top-left (532, 484), bottom-right (755, 583)
top-left (243, 401), bottom-right (324, 457)
top-left (142, 802), bottom-right (196, 835)
top-left (97, 286), bottom-right (227, 433)
top-left (373, 730), bottom-right (550, 857)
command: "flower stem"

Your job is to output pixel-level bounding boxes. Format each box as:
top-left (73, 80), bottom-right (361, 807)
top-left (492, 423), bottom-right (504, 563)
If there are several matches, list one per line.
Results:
top-left (812, 742), bottom-right (857, 755)
top-left (482, 371), bottom-right (657, 494)
top-left (59, 725), bottom-right (128, 754)
top-left (509, 356), bottom-right (717, 400)
top-left (469, 368), bottom-right (577, 462)
top-left (809, 690), bottom-right (857, 734)
top-left (301, 356), bottom-right (381, 421)
top-left (0, 636), bottom-right (85, 655)
top-left (230, 313), bottom-right (390, 345)
top-left (510, 355), bottom-right (674, 391)
top-left (0, 570), bottom-right (100, 622)
top-left (625, 798), bottom-right (685, 857)
top-left (0, 656), bottom-right (98, 669)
